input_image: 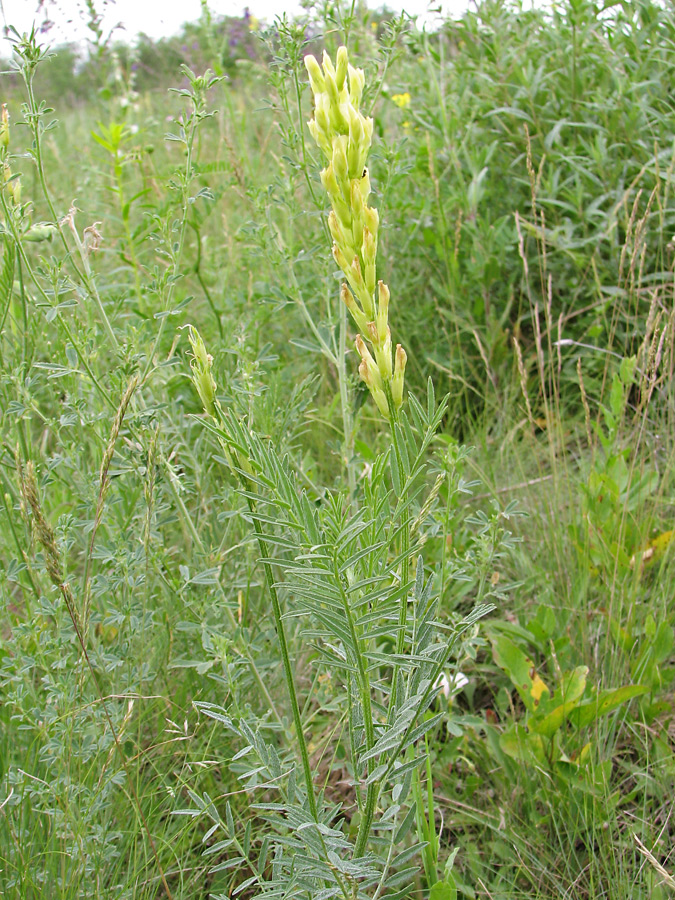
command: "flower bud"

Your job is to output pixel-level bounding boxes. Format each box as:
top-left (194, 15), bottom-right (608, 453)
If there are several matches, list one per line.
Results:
top-left (363, 229), bottom-right (377, 295)
top-left (332, 135), bottom-right (349, 184)
top-left (187, 325), bottom-right (217, 417)
top-left (329, 210), bottom-right (356, 260)
top-left (7, 173), bottom-right (21, 205)
top-left (335, 46), bottom-right (349, 91)
top-left (314, 95), bottom-right (331, 139)
top-left (322, 49), bottom-right (336, 78)
top-left (341, 283), bottom-right (369, 333)
top-left (376, 281), bottom-right (389, 345)
top-left (375, 328), bottom-right (393, 380)
top-left (392, 343), bottom-right (407, 408)
top-left (308, 118), bottom-right (331, 157)
top-left (348, 65), bottom-right (365, 107)
top-left (24, 222), bottom-right (57, 243)
top-left (320, 163), bottom-right (340, 200)
top-left (0, 104), bottom-right (9, 151)
top-left (304, 55), bottom-right (325, 94)
top-left (359, 167), bottom-right (371, 203)
top-left (364, 206), bottom-right (379, 239)
top-left (324, 69), bottom-right (340, 106)
top-left (356, 334), bottom-right (381, 388)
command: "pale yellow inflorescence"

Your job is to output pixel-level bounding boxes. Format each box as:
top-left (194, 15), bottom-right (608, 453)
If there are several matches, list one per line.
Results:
top-left (1, 103), bottom-right (21, 207)
top-left (305, 47), bottom-right (406, 419)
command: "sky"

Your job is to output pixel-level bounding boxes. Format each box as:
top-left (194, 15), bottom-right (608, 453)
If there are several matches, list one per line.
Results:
top-left (0, 0), bottom-right (471, 55)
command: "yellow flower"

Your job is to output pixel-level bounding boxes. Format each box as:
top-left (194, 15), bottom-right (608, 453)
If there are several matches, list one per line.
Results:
top-left (392, 92), bottom-right (411, 109)
top-left (305, 47), bottom-right (407, 417)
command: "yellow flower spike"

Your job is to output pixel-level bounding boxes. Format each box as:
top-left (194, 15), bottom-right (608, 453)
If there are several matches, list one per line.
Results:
top-left (306, 45), bottom-right (407, 417)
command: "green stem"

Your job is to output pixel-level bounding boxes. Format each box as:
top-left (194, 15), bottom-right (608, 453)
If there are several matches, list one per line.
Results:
top-left (338, 299), bottom-right (356, 501)
top-left (246, 497), bottom-right (319, 825)
top-left (331, 555), bottom-right (377, 858)
top-left (385, 388), bottom-right (410, 723)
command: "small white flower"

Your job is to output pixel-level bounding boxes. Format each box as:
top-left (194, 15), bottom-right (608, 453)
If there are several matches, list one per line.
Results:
top-left (436, 671), bottom-right (469, 699)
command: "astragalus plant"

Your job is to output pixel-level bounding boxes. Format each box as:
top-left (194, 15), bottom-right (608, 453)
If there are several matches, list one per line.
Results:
top-left (185, 47), bottom-right (507, 900)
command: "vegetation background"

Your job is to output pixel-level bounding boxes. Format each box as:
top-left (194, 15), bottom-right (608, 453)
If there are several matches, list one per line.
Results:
top-left (0, 0), bottom-right (673, 897)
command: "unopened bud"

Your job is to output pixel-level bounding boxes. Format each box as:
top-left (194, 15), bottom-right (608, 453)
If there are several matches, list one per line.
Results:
top-left (322, 49), bottom-right (336, 78)
top-left (332, 135), bottom-right (349, 183)
top-left (308, 118), bottom-right (331, 157)
top-left (348, 65), bottom-right (365, 107)
top-left (0, 104), bottom-right (9, 151)
top-left (186, 325), bottom-right (217, 417)
top-left (341, 283), bottom-right (368, 333)
top-left (356, 334), bottom-right (381, 388)
top-left (335, 46), bottom-right (349, 91)
top-left (375, 329), bottom-right (393, 380)
top-left (320, 163), bottom-right (340, 200)
top-left (24, 222), bottom-right (57, 243)
top-left (364, 206), bottom-right (379, 239)
top-left (363, 227), bottom-right (377, 294)
top-left (392, 344), bottom-right (407, 408)
top-left (304, 55), bottom-right (325, 94)
top-left (376, 281), bottom-right (389, 345)
top-left (5, 169), bottom-right (21, 205)
top-left (324, 70), bottom-right (339, 106)
top-left (359, 167), bottom-right (371, 203)
top-left (332, 242), bottom-right (351, 276)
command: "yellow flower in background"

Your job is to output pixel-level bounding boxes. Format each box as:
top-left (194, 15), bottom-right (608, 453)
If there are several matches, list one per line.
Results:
top-left (392, 92), bottom-right (411, 109)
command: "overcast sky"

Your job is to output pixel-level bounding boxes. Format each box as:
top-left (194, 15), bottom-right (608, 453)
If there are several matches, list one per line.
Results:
top-left (1, 0), bottom-right (471, 55)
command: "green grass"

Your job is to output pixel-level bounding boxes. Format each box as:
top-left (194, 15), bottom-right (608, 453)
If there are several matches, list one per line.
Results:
top-left (0, 1), bottom-right (674, 898)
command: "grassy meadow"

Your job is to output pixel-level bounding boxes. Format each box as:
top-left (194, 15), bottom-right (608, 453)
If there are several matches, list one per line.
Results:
top-left (0, 1), bottom-right (674, 897)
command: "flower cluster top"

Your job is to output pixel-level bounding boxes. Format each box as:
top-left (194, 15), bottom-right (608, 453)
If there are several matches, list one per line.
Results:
top-left (305, 48), bottom-right (406, 419)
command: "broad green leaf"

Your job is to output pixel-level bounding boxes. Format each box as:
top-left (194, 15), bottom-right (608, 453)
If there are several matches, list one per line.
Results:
top-left (490, 635), bottom-right (549, 712)
top-left (568, 685), bottom-right (648, 728)
top-left (530, 666), bottom-right (588, 737)
top-left (429, 877), bottom-right (457, 900)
